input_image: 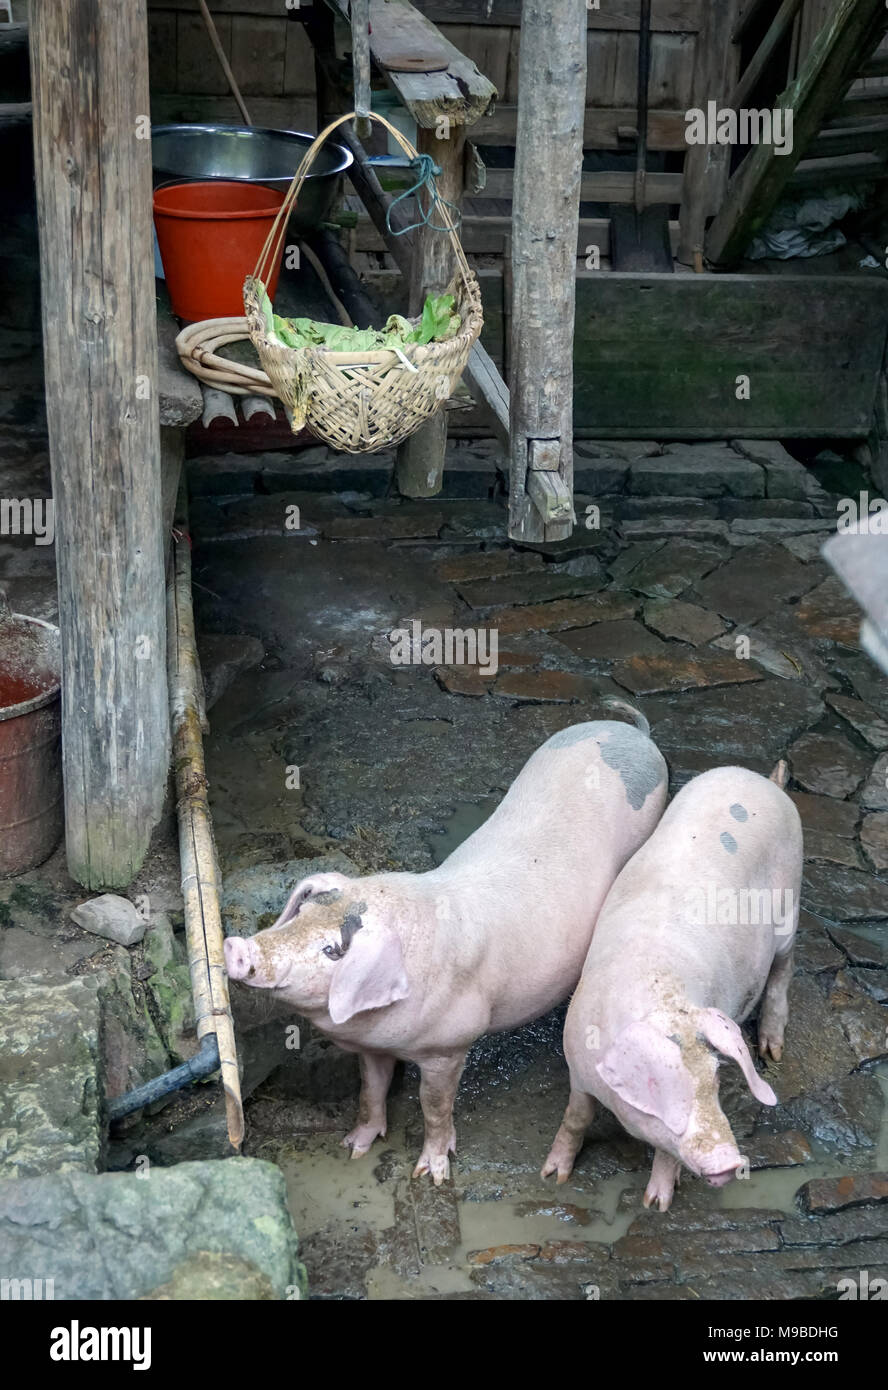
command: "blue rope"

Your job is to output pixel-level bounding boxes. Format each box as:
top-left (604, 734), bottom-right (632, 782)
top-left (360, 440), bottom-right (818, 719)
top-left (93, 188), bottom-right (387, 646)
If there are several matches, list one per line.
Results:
top-left (386, 154), bottom-right (462, 237)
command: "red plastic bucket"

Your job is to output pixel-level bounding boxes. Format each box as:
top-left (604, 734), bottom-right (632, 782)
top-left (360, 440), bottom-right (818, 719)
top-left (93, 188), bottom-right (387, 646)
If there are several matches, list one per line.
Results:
top-left (153, 180), bottom-right (287, 321)
top-left (0, 610), bottom-right (62, 877)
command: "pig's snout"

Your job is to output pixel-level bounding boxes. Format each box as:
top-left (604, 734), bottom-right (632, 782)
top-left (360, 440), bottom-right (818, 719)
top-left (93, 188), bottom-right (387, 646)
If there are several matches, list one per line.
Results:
top-left (224, 935), bottom-right (256, 982)
top-left (697, 1143), bottom-right (743, 1187)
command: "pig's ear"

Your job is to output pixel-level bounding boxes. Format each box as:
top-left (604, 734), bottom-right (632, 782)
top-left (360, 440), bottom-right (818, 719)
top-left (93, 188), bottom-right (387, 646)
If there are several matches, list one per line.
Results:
top-left (273, 872), bottom-right (350, 928)
top-left (327, 921), bottom-right (409, 1025)
top-left (596, 1022), bottom-right (694, 1135)
top-left (697, 1008), bottom-right (777, 1106)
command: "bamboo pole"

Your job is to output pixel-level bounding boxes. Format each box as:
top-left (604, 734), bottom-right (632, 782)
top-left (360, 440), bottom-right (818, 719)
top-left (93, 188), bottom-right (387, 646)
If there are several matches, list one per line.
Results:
top-left (167, 483), bottom-right (243, 1150)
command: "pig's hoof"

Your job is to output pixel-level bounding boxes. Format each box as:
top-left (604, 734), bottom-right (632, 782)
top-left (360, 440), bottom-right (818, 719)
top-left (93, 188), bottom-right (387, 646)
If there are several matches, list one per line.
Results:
top-left (413, 1138), bottom-right (455, 1185)
top-left (642, 1184), bottom-right (674, 1213)
top-left (541, 1140), bottom-right (576, 1185)
top-left (342, 1122), bottom-right (385, 1158)
top-left (758, 1031), bottom-right (784, 1062)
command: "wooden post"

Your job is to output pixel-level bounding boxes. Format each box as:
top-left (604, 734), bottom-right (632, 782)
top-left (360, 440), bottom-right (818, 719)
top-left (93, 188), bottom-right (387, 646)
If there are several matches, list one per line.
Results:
top-left (29, 0), bottom-right (169, 888)
top-left (396, 122), bottom-right (466, 499)
top-left (677, 0), bottom-right (741, 268)
top-left (508, 0), bottom-right (585, 543)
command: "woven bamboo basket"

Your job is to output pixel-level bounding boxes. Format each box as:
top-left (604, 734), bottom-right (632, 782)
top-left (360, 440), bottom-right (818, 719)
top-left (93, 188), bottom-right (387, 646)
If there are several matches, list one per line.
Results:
top-left (243, 112), bottom-right (483, 454)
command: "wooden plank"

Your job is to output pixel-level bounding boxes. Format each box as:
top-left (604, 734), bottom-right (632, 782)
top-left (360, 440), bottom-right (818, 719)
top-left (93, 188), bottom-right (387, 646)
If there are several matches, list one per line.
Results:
top-left (472, 103), bottom-right (689, 150)
top-left (831, 90), bottom-right (888, 123)
top-left (788, 150), bottom-right (888, 188)
top-left (0, 101), bottom-right (32, 128)
top-left (706, 0), bottom-right (888, 267)
top-left (147, 10), bottom-right (177, 92)
top-left (150, 93), bottom-right (317, 129)
top-left (809, 118), bottom-right (888, 159)
top-left (176, 12), bottom-right (232, 96)
top-left (562, 274), bottom-right (888, 437)
top-left (283, 19), bottom-right (315, 95)
top-left (0, 22), bottom-right (28, 55)
top-left (412, 1), bottom-right (704, 31)
top-left (30, 0), bottom-right (169, 888)
top-left (230, 14), bottom-right (286, 98)
top-left (508, 0), bottom-right (585, 543)
top-left (351, 209), bottom-right (682, 257)
top-left (328, 0), bottom-right (497, 126)
top-left (482, 167), bottom-right (684, 205)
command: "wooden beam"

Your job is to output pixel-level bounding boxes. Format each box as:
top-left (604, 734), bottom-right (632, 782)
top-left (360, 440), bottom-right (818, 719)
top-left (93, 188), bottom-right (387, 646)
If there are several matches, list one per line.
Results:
top-left (482, 167), bottom-right (684, 205)
top-left (508, 0), bottom-right (585, 543)
top-left (350, 207), bottom-right (682, 257)
top-left (338, 119), bottom-right (511, 453)
top-left (30, 0), bottom-right (169, 889)
top-left (472, 104), bottom-right (690, 151)
top-left (395, 121), bottom-right (465, 497)
top-left (706, 0), bottom-right (888, 267)
top-left (731, 0), bottom-right (804, 111)
top-left (678, 0), bottom-right (741, 266)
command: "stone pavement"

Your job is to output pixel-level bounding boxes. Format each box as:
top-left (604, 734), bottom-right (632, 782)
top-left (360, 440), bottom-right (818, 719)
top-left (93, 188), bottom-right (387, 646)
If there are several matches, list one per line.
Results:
top-left (187, 435), bottom-right (888, 1299)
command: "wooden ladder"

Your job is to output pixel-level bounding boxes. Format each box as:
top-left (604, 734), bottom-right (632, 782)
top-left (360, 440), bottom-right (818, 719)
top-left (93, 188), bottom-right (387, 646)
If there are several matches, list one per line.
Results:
top-left (706, 0), bottom-right (888, 266)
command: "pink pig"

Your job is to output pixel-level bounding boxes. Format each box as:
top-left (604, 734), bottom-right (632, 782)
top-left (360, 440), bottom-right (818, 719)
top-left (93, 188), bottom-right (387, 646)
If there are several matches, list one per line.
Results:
top-left (543, 762), bottom-right (801, 1211)
top-left (224, 702), bottom-right (667, 1183)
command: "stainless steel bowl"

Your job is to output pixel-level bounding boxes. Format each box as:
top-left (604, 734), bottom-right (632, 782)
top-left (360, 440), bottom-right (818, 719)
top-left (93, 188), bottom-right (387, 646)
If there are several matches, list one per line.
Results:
top-left (151, 124), bottom-right (353, 233)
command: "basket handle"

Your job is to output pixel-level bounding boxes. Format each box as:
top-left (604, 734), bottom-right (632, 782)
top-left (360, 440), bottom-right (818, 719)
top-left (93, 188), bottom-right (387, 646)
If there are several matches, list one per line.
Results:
top-left (251, 111), bottom-right (473, 300)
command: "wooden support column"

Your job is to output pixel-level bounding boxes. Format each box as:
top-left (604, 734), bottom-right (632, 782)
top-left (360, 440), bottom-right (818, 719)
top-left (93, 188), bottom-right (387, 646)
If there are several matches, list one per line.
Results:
top-left (508, 0), bottom-right (585, 543)
top-left (30, 0), bottom-right (169, 888)
top-left (396, 121), bottom-right (466, 498)
top-left (677, 0), bottom-right (741, 268)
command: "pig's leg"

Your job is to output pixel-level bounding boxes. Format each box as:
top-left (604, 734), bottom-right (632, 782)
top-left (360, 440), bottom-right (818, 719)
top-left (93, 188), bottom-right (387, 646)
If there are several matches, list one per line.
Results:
top-left (413, 1051), bottom-right (466, 1185)
top-left (643, 1150), bottom-right (681, 1212)
top-left (758, 947), bottom-right (794, 1062)
top-left (343, 1052), bottom-right (396, 1158)
top-left (541, 1088), bottom-right (596, 1184)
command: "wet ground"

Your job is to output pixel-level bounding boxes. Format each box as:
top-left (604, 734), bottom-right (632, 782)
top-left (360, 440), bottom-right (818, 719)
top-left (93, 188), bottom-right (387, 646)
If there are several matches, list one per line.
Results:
top-left (191, 439), bottom-right (888, 1299)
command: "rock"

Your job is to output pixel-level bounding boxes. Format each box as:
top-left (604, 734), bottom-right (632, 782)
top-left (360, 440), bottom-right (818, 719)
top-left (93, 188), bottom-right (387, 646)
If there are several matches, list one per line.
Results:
top-left (613, 650), bottom-right (763, 697)
top-left (491, 670), bottom-right (613, 703)
top-left (827, 925), bottom-right (888, 968)
top-left (789, 791), bottom-right (859, 837)
top-left (803, 831), bottom-right (861, 868)
top-left (141, 1251), bottom-right (278, 1300)
top-left (221, 854), bottom-right (359, 940)
top-left (798, 1172), bottom-right (888, 1215)
top-left (845, 966), bottom-right (888, 1003)
top-left (784, 1073), bottom-right (884, 1151)
top-left (435, 666), bottom-right (489, 697)
top-left (775, 974), bottom-right (858, 1102)
top-left (861, 752), bottom-right (888, 810)
top-left (555, 619), bottom-right (667, 662)
top-left (794, 926), bottom-right (846, 972)
top-left (782, 533), bottom-right (829, 564)
top-left (692, 543), bottom-right (818, 624)
top-left (861, 811), bottom-right (888, 871)
top-left (792, 576), bottom-right (863, 646)
top-left (198, 633), bottom-right (265, 710)
top-left (712, 630), bottom-right (804, 682)
top-left (0, 976), bottom-right (103, 1179)
top-left (803, 862), bottom-right (888, 920)
top-left (746, 1130), bottom-right (813, 1168)
top-left (729, 518), bottom-right (834, 537)
top-left (650, 679), bottom-right (823, 762)
top-left (615, 539), bottom-right (724, 599)
top-left (577, 439), bottom-right (662, 461)
top-left (324, 512), bottom-right (444, 542)
top-left (496, 592), bottom-right (636, 636)
top-left (642, 598), bottom-right (727, 646)
top-left (827, 970), bottom-right (888, 1065)
top-left (824, 695), bottom-right (888, 750)
top-left (618, 505), bottom-right (723, 530)
top-left (141, 913), bottom-right (196, 1065)
top-left (0, 1158), bottom-right (307, 1299)
top-left (788, 733), bottom-right (869, 798)
top-left (435, 550), bottom-right (543, 583)
top-left (631, 446), bottom-right (764, 499)
top-left (573, 455), bottom-right (631, 494)
top-left (457, 570), bottom-right (604, 611)
top-left (70, 894), bottom-right (146, 947)
top-left (731, 440), bottom-right (812, 500)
